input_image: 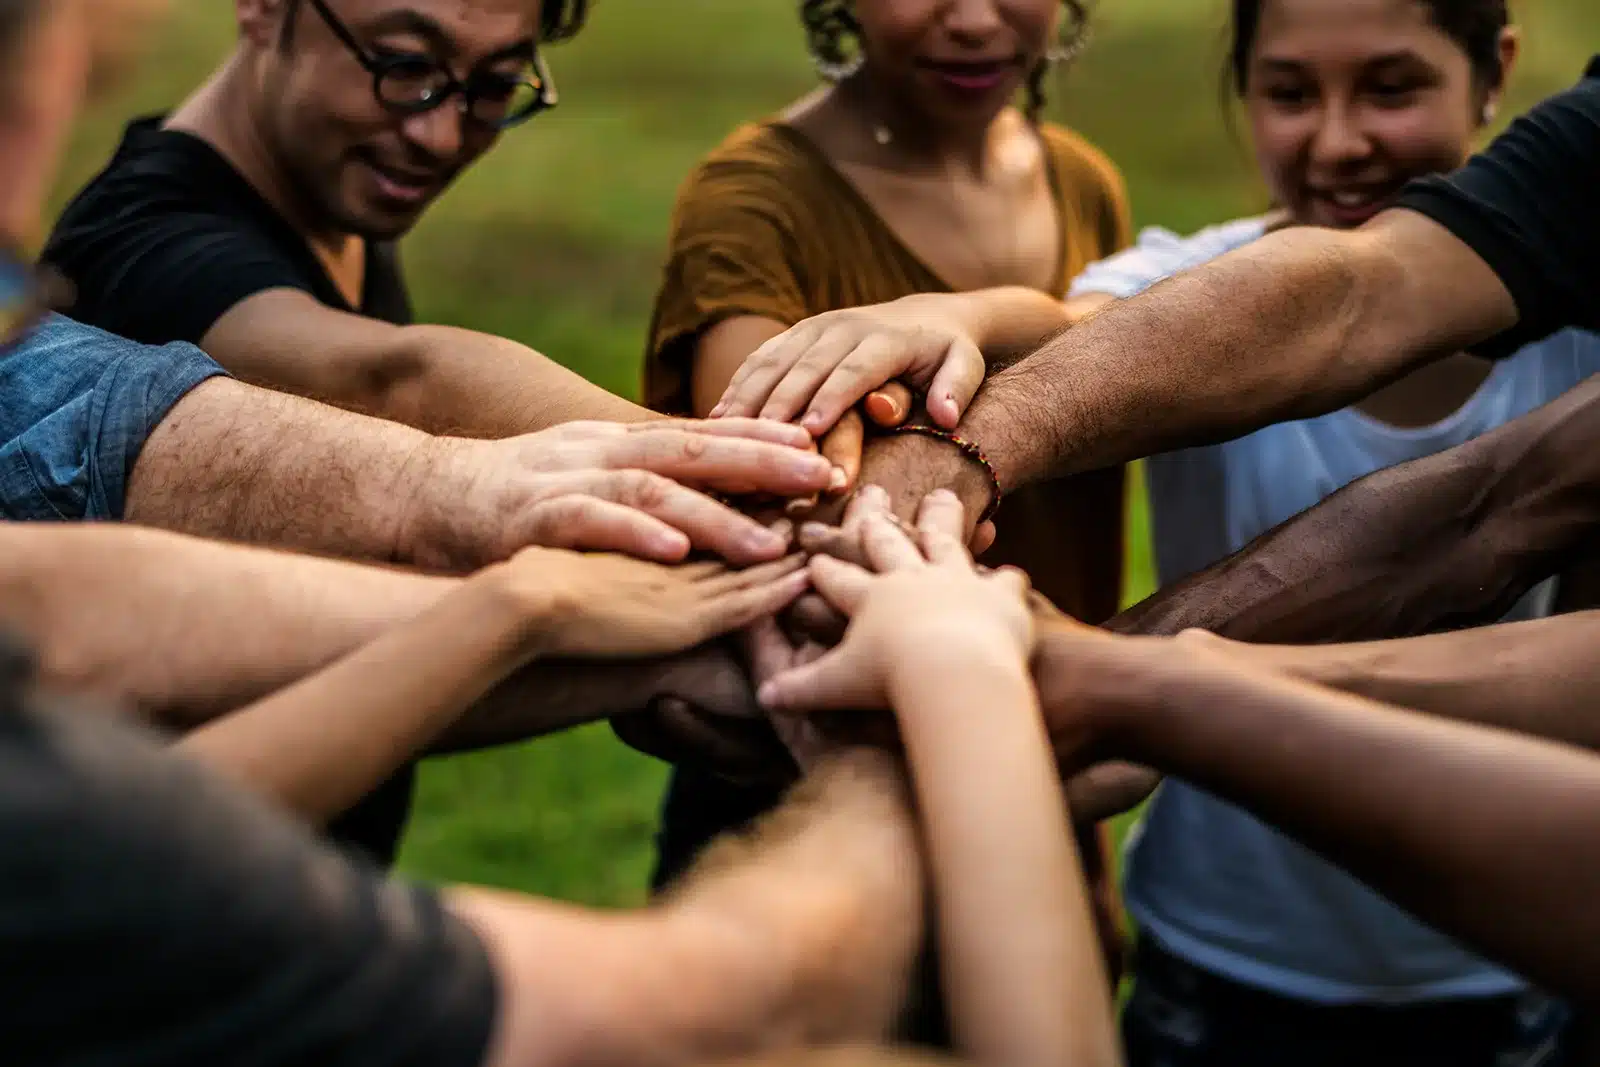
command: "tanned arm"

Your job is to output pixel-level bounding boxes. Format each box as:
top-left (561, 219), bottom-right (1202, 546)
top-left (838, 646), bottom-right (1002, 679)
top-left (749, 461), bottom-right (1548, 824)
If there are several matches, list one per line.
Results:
top-left (203, 289), bottom-right (651, 436)
top-left (455, 748), bottom-right (924, 1067)
top-left (1040, 626), bottom-right (1600, 1008)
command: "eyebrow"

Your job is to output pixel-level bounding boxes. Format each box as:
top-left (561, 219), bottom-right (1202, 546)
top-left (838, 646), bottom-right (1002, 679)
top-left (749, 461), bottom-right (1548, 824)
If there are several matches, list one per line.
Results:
top-left (1255, 49), bottom-right (1427, 73)
top-left (363, 8), bottom-right (536, 63)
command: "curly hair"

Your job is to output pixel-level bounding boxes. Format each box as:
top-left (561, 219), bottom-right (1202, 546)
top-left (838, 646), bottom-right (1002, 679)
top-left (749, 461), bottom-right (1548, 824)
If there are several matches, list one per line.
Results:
top-left (800, 0), bottom-right (1091, 118)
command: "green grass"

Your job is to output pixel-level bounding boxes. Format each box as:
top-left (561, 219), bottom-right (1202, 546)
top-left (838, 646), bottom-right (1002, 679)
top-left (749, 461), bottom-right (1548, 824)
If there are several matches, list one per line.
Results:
top-left (58, 0), bottom-right (1600, 905)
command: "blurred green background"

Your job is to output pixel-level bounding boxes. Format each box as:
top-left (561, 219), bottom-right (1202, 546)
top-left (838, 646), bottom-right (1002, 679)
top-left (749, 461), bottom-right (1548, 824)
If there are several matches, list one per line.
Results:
top-left (54, 0), bottom-right (1600, 904)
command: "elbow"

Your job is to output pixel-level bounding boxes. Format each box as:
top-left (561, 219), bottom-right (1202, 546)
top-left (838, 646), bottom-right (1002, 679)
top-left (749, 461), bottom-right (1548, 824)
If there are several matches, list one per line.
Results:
top-left (318, 331), bottom-right (438, 425)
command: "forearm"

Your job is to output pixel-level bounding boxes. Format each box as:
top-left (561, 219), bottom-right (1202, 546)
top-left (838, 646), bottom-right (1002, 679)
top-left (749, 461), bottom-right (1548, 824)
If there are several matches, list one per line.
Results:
top-left (179, 574), bottom-right (532, 823)
top-left (389, 325), bottom-right (655, 436)
top-left (464, 749), bottom-right (924, 1067)
top-left (1097, 638), bottom-right (1600, 1006)
top-left (126, 376), bottom-right (438, 562)
top-left (1110, 376), bottom-right (1600, 642)
top-left (1224, 611), bottom-right (1600, 751)
top-left (964, 220), bottom-right (1488, 489)
top-left (892, 642), bottom-right (1117, 1067)
top-left (0, 521), bottom-right (720, 749)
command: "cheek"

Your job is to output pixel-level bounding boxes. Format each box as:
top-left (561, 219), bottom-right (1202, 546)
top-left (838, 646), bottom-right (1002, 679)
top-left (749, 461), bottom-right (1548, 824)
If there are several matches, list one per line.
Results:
top-left (1007, 0), bottom-right (1059, 52)
top-left (1365, 106), bottom-right (1473, 173)
top-left (1247, 108), bottom-right (1312, 200)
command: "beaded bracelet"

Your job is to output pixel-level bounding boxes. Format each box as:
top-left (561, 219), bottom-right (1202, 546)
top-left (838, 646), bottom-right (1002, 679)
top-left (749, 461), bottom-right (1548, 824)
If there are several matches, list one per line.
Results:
top-left (886, 424), bottom-right (1003, 525)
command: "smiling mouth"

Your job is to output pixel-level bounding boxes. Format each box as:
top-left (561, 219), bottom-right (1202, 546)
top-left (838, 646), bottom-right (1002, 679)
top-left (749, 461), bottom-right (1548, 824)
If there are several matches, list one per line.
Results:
top-left (918, 57), bottom-right (1021, 92)
top-left (359, 156), bottom-right (443, 207)
top-left (1308, 183), bottom-right (1401, 223)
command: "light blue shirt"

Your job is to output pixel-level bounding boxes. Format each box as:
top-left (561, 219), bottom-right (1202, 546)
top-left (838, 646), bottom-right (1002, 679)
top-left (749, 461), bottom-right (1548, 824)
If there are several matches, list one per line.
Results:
top-left (0, 314), bottom-right (226, 521)
top-left (1071, 219), bottom-right (1600, 1004)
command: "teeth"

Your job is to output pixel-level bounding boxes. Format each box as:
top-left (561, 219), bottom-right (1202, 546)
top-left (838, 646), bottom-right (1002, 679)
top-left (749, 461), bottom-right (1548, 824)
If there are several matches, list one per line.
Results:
top-left (1331, 191), bottom-right (1369, 207)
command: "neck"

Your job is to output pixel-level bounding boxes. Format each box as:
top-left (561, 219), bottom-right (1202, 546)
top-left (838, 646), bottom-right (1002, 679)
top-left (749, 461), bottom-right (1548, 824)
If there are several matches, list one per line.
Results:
top-left (837, 68), bottom-right (1008, 176)
top-left (166, 53), bottom-right (355, 258)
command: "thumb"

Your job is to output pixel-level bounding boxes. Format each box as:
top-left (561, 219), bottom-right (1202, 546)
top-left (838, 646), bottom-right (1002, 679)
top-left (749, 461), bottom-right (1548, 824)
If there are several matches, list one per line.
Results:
top-left (758, 647), bottom-right (878, 714)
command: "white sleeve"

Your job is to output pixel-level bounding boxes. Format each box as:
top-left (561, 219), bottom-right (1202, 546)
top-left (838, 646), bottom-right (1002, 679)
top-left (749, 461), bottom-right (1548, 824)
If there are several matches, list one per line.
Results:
top-left (1067, 217), bottom-right (1271, 301)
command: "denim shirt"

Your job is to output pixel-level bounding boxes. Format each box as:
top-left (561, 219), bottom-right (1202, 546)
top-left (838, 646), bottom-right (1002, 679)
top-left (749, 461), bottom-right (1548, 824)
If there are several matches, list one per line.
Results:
top-left (0, 315), bottom-right (227, 521)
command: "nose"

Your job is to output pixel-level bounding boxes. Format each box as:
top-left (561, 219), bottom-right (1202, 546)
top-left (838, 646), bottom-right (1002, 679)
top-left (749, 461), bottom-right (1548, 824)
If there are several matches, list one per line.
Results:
top-left (1309, 100), bottom-right (1373, 170)
top-left (944, 0), bottom-right (1005, 45)
top-left (399, 102), bottom-right (467, 164)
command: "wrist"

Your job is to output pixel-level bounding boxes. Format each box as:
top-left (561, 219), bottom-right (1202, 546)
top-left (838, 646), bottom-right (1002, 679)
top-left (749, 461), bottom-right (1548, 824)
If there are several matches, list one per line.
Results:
top-left (1033, 624), bottom-right (1172, 753)
top-left (392, 435), bottom-right (475, 570)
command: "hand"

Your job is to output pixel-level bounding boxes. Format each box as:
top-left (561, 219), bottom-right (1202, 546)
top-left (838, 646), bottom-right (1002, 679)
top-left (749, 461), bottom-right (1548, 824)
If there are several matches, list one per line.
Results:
top-left (610, 642), bottom-right (797, 783)
top-left (486, 546), bottom-right (811, 659)
top-left (712, 295), bottom-right (986, 435)
top-left (403, 422), bottom-right (836, 569)
top-left (759, 489), bottom-right (1034, 714)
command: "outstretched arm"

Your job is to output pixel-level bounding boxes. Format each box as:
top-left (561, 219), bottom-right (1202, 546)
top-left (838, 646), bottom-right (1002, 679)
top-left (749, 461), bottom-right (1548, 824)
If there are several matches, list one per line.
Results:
top-left (1109, 372), bottom-right (1600, 642)
top-left (0, 522), bottom-right (766, 755)
top-left (1038, 621), bottom-right (1600, 1008)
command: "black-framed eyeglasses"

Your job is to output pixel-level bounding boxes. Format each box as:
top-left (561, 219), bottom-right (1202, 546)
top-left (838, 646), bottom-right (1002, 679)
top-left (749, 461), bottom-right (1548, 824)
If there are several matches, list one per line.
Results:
top-left (304, 0), bottom-right (558, 129)
top-left (0, 247), bottom-right (69, 351)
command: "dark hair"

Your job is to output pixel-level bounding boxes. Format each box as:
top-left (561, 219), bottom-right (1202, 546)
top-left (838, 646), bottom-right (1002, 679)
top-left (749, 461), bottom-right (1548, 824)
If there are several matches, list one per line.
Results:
top-left (800, 0), bottom-right (1091, 119)
top-left (280, 0), bottom-right (589, 50)
top-left (1228, 0), bottom-right (1510, 96)
top-left (0, 0), bottom-right (39, 62)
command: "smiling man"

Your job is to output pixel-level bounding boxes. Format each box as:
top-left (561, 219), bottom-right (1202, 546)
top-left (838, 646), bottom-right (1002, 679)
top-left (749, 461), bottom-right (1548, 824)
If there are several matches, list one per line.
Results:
top-left (42, 0), bottom-right (671, 436)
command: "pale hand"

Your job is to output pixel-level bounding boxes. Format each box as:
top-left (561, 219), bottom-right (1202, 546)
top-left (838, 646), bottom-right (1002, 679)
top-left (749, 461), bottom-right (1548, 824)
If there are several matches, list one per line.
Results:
top-left (485, 546), bottom-right (811, 660)
top-left (758, 489), bottom-right (1034, 714)
top-left (712, 295), bottom-right (987, 436)
top-left (405, 420), bottom-right (835, 569)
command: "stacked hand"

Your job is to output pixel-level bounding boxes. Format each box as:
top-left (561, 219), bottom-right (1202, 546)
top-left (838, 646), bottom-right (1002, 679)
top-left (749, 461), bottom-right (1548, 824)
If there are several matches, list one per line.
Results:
top-left (406, 417), bottom-right (839, 570)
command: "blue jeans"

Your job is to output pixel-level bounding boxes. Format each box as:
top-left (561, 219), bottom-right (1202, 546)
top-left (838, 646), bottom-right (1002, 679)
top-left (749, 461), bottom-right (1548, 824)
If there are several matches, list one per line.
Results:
top-left (1123, 935), bottom-right (1571, 1067)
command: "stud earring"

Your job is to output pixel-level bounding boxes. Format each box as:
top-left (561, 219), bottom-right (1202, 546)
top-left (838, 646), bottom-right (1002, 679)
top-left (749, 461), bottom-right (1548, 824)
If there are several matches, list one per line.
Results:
top-left (1482, 101), bottom-right (1498, 124)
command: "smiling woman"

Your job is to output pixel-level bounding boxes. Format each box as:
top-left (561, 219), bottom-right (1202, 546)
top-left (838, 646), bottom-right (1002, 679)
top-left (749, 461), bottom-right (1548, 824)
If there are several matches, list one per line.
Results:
top-left (1056, 1), bottom-right (1600, 1064)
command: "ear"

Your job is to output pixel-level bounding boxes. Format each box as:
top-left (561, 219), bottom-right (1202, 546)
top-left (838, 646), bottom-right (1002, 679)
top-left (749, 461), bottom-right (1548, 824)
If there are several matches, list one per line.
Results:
top-left (237, 0), bottom-right (287, 48)
top-left (1481, 26), bottom-right (1522, 126)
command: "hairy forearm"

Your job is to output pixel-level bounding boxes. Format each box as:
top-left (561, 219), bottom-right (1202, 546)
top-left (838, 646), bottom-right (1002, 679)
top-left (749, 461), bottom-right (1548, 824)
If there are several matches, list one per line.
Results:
top-left (1224, 611), bottom-right (1600, 751)
top-left (964, 218), bottom-right (1508, 489)
top-left (126, 376), bottom-right (436, 562)
top-left (468, 750), bottom-right (924, 1067)
top-left (388, 325), bottom-right (655, 437)
top-left (1110, 375), bottom-right (1600, 642)
top-left (1100, 639), bottom-right (1600, 1006)
top-left (892, 642), bottom-right (1117, 1067)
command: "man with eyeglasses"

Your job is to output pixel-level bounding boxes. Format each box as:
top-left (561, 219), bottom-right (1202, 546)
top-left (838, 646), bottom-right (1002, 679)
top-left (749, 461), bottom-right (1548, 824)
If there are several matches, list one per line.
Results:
top-left (42, 0), bottom-right (674, 437)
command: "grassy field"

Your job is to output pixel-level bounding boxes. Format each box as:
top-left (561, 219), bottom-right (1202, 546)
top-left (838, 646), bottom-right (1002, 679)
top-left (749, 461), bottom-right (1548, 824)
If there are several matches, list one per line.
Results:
top-left (55, 0), bottom-right (1600, 904)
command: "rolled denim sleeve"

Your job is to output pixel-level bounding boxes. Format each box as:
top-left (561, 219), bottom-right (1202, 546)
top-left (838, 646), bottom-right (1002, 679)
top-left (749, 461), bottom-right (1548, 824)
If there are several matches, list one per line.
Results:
top-left (0, 315), bottom-right (228, 521)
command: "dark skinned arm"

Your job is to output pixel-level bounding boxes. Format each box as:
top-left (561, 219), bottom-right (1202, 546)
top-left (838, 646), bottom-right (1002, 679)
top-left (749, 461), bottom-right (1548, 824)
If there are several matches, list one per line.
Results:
top-left (1037, 622), bottom-right (1600, 1008)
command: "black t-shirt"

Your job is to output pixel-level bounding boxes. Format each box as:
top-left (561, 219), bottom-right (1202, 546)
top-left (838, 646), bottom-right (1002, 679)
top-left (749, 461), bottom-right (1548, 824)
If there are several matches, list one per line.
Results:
top-left (43, 117), bottom-right (418, 866)
top-left (44, 116), bottom-right (412, 343)
top-left (1396, 57), bottom-right (1600, 358)
top-left (1, 687), bottom-right (495, 1067)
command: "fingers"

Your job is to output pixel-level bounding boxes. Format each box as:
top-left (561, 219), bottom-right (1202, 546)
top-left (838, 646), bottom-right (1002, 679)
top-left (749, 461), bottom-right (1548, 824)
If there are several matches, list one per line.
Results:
top-left (521, 495), bottom-right (690, 561)
top-left (649, 416), bottom-right (815, 450)
top-left (691, 567), bottom-right (812, 643)
top-left (807, 554), bottom-right (874, 615)
top-left (797, 333), bottom-right (921, 435)
top-left (817, 409), bottom-right (863, 495)
top-left (604, 428), bottom-right (832, 498)
top-left (797, 521), bottom-right (870, 567)
top-left (860, 512), bottom-right (926, 572)
top-left (925, 337), bottom-right (985, 429)
top-left (530, 471), bottom-right (789, 565)
top-left (714, 323), bottom-right (822, 418)
top-left (915, 489), bottom-right (970, 565)
top-left (758, 648), bottom-right (871, 714)
top-left (700, 552), bottom-right (806, 594)
top-left (864, 381), bottom-right (915, 427)
top-left (761, 334), bottom-right (864, 425)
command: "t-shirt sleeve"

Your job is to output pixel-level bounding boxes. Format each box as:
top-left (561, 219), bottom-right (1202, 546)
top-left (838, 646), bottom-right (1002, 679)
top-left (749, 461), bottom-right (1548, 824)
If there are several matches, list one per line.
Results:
top-left (643, 146), bottom-right (811, 413)
top-left (0, 315), bottom-right (229, 521)
top-left (1394, 60), bottom-right (1600, 356)
top-left (0, 680), bottom-right (497, 1067)
top-left (45, 181), bottom-right (315, 346)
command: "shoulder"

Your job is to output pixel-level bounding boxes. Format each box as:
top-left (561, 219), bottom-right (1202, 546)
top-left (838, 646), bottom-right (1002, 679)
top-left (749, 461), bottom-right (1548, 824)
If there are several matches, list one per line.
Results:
top-left (675, 122), bottom-right (828, 204)
top-left (1068, 215), bottom-right (1270, 299)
